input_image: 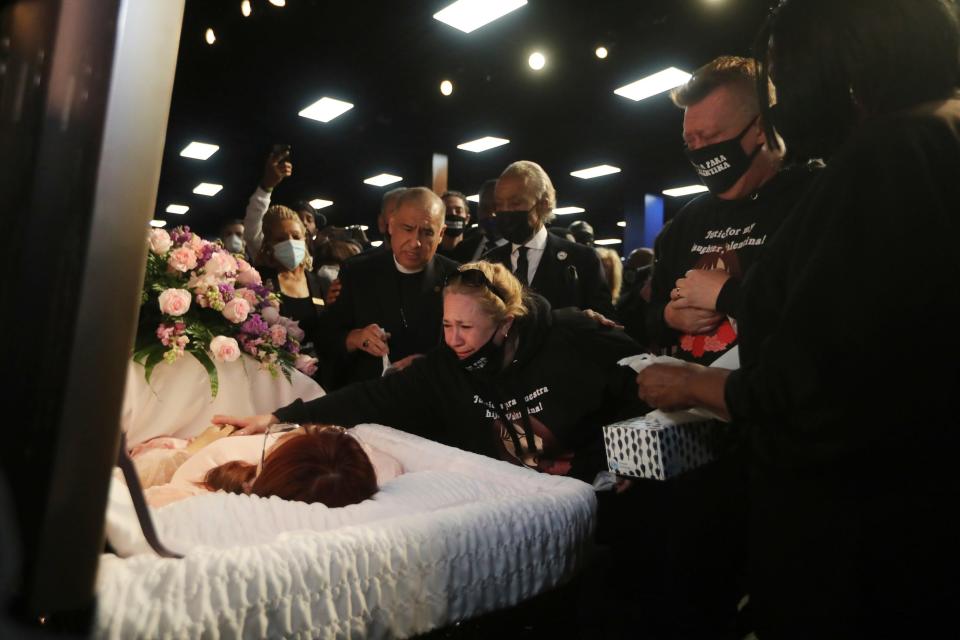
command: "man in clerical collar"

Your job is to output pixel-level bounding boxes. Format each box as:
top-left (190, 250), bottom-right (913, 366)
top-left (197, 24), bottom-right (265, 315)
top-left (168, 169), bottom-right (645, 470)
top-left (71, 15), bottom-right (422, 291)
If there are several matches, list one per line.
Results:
top-left (484, 160), bottom-right (614, 316)
top-left (316, 187), bottom-right (459, 389)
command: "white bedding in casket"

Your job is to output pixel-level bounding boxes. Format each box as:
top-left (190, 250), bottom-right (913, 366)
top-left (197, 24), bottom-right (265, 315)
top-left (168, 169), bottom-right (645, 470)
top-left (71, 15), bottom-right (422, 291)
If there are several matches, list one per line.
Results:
top-left (95, 424), bottom-right (596, 639)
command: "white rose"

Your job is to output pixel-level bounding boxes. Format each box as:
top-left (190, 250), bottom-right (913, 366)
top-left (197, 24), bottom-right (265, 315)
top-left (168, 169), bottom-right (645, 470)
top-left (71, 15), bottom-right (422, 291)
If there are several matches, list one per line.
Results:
top-left (209, 336), bottom-right (241, 363)
top-left (148, 229), bottom-right (173, 254)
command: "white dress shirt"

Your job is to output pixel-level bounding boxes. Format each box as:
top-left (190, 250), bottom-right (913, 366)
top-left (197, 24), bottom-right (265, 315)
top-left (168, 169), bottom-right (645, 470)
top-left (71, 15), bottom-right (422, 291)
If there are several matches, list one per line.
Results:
top-left (509, 225), bottom-right (548, 284)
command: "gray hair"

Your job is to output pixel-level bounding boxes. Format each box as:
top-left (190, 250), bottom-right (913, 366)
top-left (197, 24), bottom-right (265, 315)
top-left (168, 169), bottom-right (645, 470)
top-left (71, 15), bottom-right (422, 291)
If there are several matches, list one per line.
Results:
top-left (499, 160), bottom-right (556, 225)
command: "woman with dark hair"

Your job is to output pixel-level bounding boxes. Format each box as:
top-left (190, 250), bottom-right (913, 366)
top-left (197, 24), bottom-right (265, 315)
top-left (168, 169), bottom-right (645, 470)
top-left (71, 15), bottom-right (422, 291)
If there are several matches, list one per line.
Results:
top-left (637, 0), bottom-right (960, 635)
top-left (215, 261), bottom-right (646, 483)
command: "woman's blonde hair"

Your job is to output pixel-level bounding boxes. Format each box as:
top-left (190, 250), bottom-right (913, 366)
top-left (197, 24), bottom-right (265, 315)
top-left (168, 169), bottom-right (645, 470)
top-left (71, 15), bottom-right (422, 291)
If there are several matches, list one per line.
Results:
top-left (443, 261), bottom-right (528, 324)
top-left (255, 204), bottom-right (313, 271)
top-left (595, 247), bottom-right (623, 303)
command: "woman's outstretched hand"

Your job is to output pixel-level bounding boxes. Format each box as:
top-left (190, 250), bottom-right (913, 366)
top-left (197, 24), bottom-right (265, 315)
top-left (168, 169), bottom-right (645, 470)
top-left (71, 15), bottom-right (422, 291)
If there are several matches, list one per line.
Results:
top-left (211, 413), bottom-right (279, 436)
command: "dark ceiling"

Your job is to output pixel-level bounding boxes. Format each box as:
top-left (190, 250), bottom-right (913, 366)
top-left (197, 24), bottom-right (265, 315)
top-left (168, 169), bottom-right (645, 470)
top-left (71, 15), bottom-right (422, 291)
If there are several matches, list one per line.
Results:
top-left (155, 0), bottom-right (774, 242)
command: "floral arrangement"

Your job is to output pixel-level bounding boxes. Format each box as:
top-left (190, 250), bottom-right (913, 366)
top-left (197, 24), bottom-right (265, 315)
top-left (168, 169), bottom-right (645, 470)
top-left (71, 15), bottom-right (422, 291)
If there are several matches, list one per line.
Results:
top-left (134, 226), bottom-right (318, 396)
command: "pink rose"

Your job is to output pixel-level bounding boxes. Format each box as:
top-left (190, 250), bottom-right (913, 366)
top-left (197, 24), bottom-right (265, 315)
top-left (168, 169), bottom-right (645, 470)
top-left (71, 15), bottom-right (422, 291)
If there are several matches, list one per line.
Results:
top-left (234, 288), bottom-right (259, 307)
top-left (209, 336), bottom-right (241, 362)
top-left (261, 306), bottom-right (280, 325)
top-left (269, 324), bottom-right (287, 347)
top-left (158, 288), bottom-right (191, 316)
top-left (148, 229), bottom-right (172, 255)
top-left (235, 266), bottom-right (262, 286)
top-left (236, 258), bottom-right (252, 273)
top-left (204, 251), bottom-right (238, 277)
top-left (222, 297), bottom-right (251, 324)
top-left (294, 354), bottom-right (318, 377)
top-left (167, 246), bottom-right (198, 272)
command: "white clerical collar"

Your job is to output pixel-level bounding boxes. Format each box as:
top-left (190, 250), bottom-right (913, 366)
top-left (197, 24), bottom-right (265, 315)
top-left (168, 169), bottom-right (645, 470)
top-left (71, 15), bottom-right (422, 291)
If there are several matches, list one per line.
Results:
top-left (393, 255), bottom-right (424, 274)
top-left (512, 225), bottom-right (548, 251)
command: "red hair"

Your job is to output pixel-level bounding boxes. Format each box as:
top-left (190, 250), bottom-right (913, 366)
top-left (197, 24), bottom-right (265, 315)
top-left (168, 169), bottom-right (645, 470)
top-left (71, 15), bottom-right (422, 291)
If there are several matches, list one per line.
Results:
top-left (203, 427), bottom-right (378, 507)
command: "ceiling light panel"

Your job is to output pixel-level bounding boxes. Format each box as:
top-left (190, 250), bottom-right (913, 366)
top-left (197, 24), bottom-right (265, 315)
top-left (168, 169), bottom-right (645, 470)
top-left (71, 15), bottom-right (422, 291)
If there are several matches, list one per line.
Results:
top-left (457, 136), bottom-right (510, 153)
top-left (570, 164), bottom-right (621, 179)
top-left (553, 206), bottom-right (585, 215)
top-left (466, 194), bottom-right (480, 202)
top-left (193, 182), bottom-right (223, 196)
top-left (149, 220), bottom-right (167, 228)
top-left (594, 238), bottom-right (622, 246)
top-left (614, 67), bottom-right (691, 101)
top-left (309, 198), bottom-right (333, 209)
top-left (662, 184), bottom-right (709, 197)
top-left (433, 0), bottom-right (527, 34)
top-left (298, 97), bottom-right (354, 123)
top-left (363, 174), bottom-right (403, 187)
top-left (180, 141), bottom-right (219, 160)
top-left (165, 204), bottom-right (189, 215)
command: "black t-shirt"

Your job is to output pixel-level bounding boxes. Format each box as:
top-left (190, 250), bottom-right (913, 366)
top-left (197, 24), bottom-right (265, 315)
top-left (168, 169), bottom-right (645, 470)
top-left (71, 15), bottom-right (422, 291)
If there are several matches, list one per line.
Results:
top-left (647, 164), bottom-right (819, 364)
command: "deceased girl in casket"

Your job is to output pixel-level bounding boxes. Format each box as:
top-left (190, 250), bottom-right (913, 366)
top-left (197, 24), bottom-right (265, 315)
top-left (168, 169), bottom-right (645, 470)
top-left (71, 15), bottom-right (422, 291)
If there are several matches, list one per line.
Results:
top-left (129, 423), bottom-right (403, 508)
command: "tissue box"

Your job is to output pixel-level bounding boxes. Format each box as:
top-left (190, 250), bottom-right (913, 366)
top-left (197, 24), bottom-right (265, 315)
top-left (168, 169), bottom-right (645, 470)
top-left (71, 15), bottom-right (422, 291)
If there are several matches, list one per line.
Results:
top-left (603, 413), bottom-right (725, 481)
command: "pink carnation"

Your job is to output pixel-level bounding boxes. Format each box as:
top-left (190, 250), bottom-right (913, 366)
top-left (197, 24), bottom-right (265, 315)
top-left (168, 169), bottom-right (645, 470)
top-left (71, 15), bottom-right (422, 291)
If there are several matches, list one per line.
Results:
top-left (148, 229), bottom-right (172, 255)
top-left (158, 288), bottom-right (191, 316)
top-left (209, 336), bottom-right (241, 363)
top-left (269, 324), bottom-right (288, 347)
top-left (168, 246), bottom-right (198, 272)
top-left (294, 354), bottom-right (319, 377)
top-left (222, 297), bottom-right (251, 324)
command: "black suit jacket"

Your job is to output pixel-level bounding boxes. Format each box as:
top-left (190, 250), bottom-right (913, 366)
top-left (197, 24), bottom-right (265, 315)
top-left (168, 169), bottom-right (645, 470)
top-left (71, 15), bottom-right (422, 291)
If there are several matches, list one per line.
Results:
top-left (483, 231), bottom-right (614, 316)
top-left (316, 250), bottom-right (461, 389)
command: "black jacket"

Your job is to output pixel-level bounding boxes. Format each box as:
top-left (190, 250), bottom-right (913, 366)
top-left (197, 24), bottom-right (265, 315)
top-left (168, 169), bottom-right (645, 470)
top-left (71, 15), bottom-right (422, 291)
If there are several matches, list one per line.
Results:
top-left (276, 294), bottom-right (647, 481)
top-left (315, 250), bottom-right (460, 388)
top-left (483, 231), bottom-right (614, 316)
top-left (726, 97), bottom-right (960, 635)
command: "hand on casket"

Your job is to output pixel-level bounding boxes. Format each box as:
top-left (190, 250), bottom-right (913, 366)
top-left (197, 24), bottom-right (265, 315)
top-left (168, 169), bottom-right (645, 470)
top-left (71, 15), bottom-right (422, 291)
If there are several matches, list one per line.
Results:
top-left (211, 412), bottom-right (279, 436)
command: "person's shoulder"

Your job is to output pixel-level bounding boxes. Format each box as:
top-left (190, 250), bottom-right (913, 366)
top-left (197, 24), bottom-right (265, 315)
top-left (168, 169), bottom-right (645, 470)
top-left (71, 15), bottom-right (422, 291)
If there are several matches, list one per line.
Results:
top-left (546, 233), bottom-right (597, 261)
top-left (432, 253), bottom-right (460, 272)
top-left (481, 241), bottom-right (510, 262)
top-left (549, 307), bottom-right (641, 353)
top-left (845, 96), bottom-right (960, 163)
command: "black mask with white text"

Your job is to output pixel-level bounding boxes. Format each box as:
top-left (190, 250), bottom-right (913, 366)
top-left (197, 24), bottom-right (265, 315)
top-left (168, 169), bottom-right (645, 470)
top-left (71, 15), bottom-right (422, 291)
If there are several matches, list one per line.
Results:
top-left (444, 215), bottom-right (465, 237)
top-left (685, 116), bottom-right (761, 195)
top-left (495, 206), bottom-right (536, 245)
top-left (453, 328), bottom-right (506, 375)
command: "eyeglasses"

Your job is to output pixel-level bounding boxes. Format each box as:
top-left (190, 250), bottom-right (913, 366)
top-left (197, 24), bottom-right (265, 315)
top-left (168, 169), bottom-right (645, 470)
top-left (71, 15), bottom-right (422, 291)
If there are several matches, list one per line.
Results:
top-left (445, 268), bottom-right (505, 302)
top-left (260, 422), bottom-right (302, 470)
top-left (259, 423), bottom-right (345, 471)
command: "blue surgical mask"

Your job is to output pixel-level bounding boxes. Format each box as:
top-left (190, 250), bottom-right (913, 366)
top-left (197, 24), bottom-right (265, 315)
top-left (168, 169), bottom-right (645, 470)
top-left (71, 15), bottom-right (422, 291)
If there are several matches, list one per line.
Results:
top-left (223, 234), bottom-right (244, 254)
top-left (273, 239), bottom-right (306, 270)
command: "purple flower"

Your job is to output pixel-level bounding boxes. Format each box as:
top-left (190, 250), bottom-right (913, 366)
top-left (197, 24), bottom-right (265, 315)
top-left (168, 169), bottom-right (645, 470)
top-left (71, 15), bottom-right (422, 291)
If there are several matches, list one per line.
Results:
top-left (169, 226), bottom-right (192, 245)
top-left (285, 340), bottom-right (300, 354)
top-left (218, 283), bottom-right (235, 301)
top-left (197, 242), bottom-right (218, 268)
top-left (240, 313), bottom-right (269, 336)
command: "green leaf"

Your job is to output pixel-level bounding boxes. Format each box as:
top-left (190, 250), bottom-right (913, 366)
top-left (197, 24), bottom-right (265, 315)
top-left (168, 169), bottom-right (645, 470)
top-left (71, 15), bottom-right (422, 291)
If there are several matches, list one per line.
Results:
top-left (132, 342), bottom-right (164, 366)
top-left (143, 347), bottom-right (167, 385)
top-left (191, 349), bottom-right (219, 398)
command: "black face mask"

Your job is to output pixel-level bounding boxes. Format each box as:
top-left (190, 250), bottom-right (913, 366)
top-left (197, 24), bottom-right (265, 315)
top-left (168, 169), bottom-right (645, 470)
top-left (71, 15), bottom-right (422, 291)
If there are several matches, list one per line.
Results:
top-left (444, 215), bottom-right (465, 238)
top-left (478, 216), bottom-right (501, 241)
top-left (495, 205), bottom-right (536, 245)
top-left (685, 116), bottom-right (761, 195)
top-left (454, 327), bottom-right (506, 375)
